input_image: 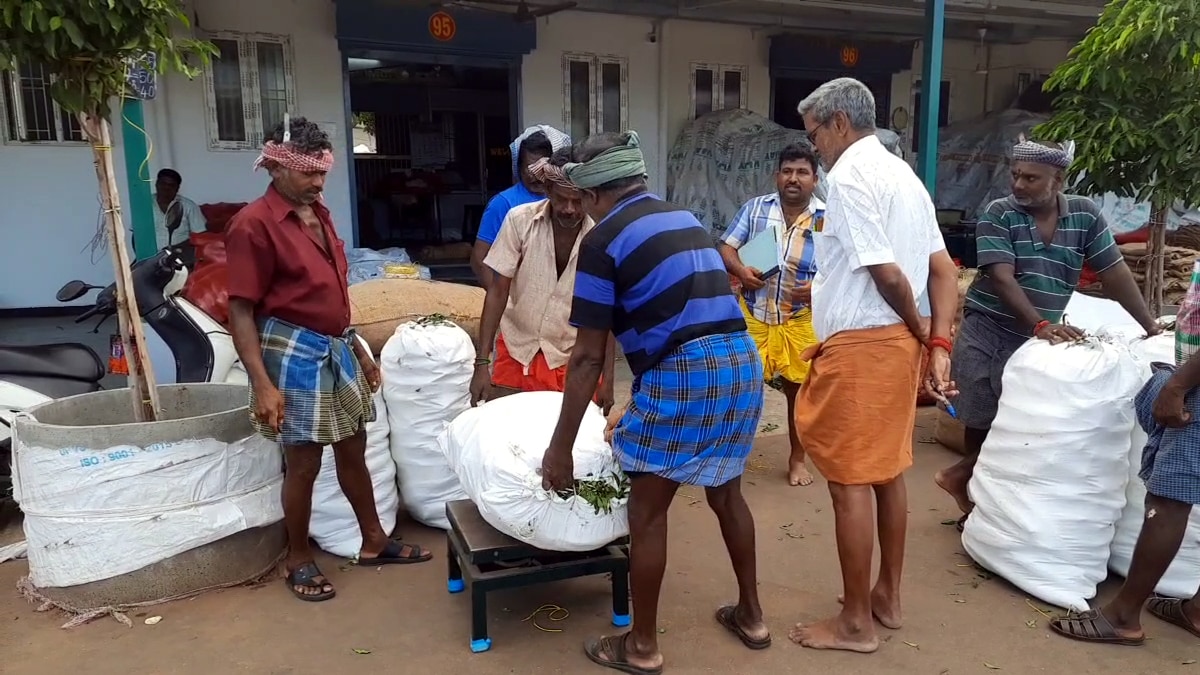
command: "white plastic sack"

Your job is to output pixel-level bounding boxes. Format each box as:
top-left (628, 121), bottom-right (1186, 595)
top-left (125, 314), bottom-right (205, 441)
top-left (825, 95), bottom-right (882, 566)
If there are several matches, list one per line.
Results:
top-left (438, 391), bottom-right (629, 552)
top-left (963, 338), bottom-right (1144, 611)
top-left (1109, 333), bottom-right (1200, 597)
top-left (308, 390), bottom-right (399, 558)
top-left (381, 319), bottom-right (473, 529)
top-left (13, 432), bottom-right (282, 589)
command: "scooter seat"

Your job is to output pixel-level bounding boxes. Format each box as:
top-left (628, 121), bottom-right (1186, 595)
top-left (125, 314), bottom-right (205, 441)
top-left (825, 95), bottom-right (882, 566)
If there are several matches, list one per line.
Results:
top-left (1, 373), bottom-right (102, 400)
top-left (0, 343), bottom-right (105, 382)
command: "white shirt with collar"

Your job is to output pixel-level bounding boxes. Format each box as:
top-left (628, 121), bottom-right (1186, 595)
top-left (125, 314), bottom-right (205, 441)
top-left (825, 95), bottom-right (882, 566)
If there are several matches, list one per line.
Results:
top-left (810, 134), bottom-right (946, 340)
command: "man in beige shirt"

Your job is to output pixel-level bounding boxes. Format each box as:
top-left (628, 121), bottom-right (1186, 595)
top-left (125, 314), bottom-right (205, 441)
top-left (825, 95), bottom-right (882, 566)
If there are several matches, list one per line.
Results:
top-left (471, 149), bottom-right (615, 410)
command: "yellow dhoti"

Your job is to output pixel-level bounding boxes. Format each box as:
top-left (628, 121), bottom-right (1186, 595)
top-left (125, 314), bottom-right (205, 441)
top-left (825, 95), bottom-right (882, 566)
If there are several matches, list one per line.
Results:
top-left (741, 300), bottom-right (818, 384)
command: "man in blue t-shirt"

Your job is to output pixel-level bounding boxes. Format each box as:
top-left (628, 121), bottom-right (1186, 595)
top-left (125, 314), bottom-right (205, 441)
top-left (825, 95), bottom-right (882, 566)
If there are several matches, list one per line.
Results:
top-left (470, 125), bottom-right (571, 287)
top-left (540, 130), bottom-right (770, 674)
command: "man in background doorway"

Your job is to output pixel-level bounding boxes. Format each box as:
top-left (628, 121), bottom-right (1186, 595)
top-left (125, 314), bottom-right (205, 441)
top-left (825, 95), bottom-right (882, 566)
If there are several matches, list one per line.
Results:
top-left (719, 143), bottom-right (823, 487)
top-left (470, 124), bottom-right (571, 287)
top-left (470, 149), bottom-right (615, 409)
top-left (153, 168), bottom-right (207, 250)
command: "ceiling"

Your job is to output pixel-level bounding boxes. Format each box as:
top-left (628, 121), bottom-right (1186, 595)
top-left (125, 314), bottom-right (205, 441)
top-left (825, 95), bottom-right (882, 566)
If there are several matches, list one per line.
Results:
top-left (447, 0), bottom-right (1106, 42)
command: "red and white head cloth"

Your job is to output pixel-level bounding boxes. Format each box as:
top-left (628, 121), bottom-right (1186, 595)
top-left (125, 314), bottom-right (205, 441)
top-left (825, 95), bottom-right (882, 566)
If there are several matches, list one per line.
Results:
top-left (527, 157), bottom-right (576, 192)
top-left (253, 141), bottom-right (334, 173)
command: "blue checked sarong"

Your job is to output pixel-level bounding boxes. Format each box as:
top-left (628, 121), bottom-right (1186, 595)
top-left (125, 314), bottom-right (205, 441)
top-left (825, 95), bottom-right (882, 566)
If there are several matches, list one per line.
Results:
top-left (250, 317), bottom-right (375, 446)
top-left (612, 331), bottom-right (765, 487)
top-left (1135, 362), bottom-right (1200, 505)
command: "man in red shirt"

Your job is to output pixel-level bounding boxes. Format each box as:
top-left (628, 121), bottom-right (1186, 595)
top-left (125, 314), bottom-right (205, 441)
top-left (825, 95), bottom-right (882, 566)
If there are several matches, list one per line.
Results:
top-left (226, 116), bottom-right (431, 603)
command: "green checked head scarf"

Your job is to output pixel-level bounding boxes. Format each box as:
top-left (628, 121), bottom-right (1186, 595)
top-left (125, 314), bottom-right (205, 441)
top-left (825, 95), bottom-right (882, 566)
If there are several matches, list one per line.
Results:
top-left (564, 130), bottom-right (647, 189)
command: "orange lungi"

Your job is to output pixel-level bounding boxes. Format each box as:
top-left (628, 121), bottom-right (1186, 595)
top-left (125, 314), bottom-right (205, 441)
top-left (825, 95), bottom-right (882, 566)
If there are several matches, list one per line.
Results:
top-left (794, 323), bottom-right (924, 486)
top-left (492, 333), bottom-right (604, 396)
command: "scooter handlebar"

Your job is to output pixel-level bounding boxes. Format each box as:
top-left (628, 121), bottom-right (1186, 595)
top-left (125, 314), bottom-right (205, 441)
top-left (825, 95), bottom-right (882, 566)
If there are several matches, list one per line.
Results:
top-left (74, 304), bottom-right (109, 324)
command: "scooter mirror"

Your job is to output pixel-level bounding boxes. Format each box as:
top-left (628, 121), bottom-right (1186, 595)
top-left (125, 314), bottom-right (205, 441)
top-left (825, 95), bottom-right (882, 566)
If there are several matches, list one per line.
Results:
top-left (56, 280), bottom-right (91, 303)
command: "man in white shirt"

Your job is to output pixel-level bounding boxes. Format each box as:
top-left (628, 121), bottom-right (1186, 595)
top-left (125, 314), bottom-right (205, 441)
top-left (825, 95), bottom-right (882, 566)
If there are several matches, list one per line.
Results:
top-left (787, 77), bottom-right (961, 654)
top-left (153, 168), bottom-right (208, 250)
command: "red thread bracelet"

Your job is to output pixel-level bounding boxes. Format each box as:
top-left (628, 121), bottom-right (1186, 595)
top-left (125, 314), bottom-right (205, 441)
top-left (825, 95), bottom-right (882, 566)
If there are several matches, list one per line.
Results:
top-left (1034, 320), bottom-right (1051, 334)
top-left (928, 336), bottom-right (953, 353)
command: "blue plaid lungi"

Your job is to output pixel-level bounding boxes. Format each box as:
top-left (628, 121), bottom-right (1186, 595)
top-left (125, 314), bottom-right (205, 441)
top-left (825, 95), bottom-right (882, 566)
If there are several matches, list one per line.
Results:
top-left (1134, 362), bottom-right (1200, 505)
top-left (612, 331), bottom-right (765, 487)
top-left (250, 317), bottom-right (375, 446)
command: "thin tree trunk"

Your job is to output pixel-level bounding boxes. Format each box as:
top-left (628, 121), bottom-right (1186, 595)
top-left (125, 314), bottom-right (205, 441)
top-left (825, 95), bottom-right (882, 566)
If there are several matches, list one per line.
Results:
top-left (1143, 206), bottom-right (1168, 318)
top-left (82, 112), bottom-right (160, 421)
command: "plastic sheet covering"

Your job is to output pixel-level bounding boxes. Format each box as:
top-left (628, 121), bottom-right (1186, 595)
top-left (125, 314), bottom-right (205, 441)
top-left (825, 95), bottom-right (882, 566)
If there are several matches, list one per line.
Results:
top-left (189, 232), bottom-right (226, 271)
top-left (181, 263), bottom-right (229, 327)
top-left (665, 109), bottom-right (902, 240)
top-left (346, 247), bottom-right (431, 286)
top-left (935, 109), bottom-right (1200, 233)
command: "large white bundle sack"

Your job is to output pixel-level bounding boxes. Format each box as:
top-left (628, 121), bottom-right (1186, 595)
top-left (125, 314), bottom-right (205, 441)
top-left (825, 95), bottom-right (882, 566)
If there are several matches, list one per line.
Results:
top-left (381, 318), bottom-right (472, 529)
top-left (1109, 333), bottom-right (1200, 596)
top-left (438, 391), bottom-right (629, 552)
top-left (309, 383), bottom-right (399, 556)
top-left (14, 433), bottom-right (282, 589)
top-left (962, 338), bottom-right (1144, 611)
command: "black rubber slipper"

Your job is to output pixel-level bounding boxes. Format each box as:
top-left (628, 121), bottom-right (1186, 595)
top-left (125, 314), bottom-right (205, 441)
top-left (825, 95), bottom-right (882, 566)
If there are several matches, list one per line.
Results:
top-left (716, 605), bottom-right (772, 649)
top-left (285, 562), bottom-right (335, 602)
top-left (358, 539), bottom-right (433, 565)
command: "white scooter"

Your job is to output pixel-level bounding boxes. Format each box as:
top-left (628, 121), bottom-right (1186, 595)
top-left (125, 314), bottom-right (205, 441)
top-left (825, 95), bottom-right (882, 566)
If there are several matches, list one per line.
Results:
top-left (0, 248), bottom-right (247, 490)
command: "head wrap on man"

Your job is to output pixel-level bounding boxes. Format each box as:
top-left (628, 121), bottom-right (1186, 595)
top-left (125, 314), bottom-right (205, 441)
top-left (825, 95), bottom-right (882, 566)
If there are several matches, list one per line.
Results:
top-left (564, 130), bottom-right (648, 189)
top-left (511, 125), bottom-right (571, 182)
top-left (527, 157), bottom-right (576, 192)
top-left (1011, 135), bottom-right (1075, 169)
top-left (253, 141), bottom-right (334, 173)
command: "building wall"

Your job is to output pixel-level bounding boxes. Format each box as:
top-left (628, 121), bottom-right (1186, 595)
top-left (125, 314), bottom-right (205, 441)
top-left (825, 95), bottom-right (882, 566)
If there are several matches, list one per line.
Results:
top-left (0, 104), bottom-right (134, 309)
top-left (0, 3), bottom-right (1075, 309)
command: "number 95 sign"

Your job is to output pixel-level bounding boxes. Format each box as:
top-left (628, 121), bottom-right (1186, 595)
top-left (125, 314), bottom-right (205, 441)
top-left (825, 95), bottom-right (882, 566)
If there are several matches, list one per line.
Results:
top-left (428, 11), bottom-right (457, 42)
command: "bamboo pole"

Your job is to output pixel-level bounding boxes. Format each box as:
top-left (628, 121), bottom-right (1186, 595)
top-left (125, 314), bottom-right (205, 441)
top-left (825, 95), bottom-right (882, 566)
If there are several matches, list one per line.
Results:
top-left (82, 111), bottom-right (161, 421)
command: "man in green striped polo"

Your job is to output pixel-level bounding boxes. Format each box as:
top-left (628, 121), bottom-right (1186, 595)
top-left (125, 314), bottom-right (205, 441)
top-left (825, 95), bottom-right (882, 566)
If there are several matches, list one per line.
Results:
top-left (935, 138), bottom-right (1160, 528)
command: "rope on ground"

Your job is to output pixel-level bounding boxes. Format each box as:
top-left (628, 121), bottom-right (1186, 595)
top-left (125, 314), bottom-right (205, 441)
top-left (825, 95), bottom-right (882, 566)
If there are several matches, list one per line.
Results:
top-left (523, 604), bottom-right (570, 632)
top-left (16, 549), bottom-right (284, 629)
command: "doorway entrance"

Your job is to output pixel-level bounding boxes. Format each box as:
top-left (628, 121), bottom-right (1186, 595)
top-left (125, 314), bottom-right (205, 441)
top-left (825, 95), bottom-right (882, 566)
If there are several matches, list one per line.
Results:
top-left (346, 57), bottom-right (515, 254)
top-left (773, 75), bottom-right (893, 131)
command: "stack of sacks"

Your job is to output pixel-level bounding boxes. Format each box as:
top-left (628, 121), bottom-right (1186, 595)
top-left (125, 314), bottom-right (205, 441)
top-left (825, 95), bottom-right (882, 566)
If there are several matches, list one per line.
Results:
top-left (1119, 243), bottom-right (1199, 306)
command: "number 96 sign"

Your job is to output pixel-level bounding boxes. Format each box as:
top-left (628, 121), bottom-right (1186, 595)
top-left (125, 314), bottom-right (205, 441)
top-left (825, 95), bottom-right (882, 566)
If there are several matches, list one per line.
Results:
top-left (429, 11), bottom-right (457, 42)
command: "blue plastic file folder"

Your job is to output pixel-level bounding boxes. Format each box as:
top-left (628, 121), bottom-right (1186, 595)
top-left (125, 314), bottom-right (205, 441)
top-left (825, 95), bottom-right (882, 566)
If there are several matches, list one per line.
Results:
top-left (739, 226), bottom-right (780, 278)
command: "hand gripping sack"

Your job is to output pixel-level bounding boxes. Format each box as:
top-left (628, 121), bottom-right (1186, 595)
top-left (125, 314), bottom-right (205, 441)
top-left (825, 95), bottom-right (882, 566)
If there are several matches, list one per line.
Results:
top-left (380, 319), bottom-right (473, 529)
top-left (962, 338), bottom-right (1144, 611)
top-left (1109, 333), bottom-right (1200, 597)
top-left (438, 391), bottom-right (629, 552)
top-left (308, 344), bottom-right (400, 558)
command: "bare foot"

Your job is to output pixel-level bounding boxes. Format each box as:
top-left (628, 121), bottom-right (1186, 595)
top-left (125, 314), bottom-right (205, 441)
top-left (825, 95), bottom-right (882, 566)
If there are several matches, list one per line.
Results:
top-left (788, 458), bottom-right (814, 487)
top-left (837, 591), bottom-right (903, 629)
top-left (788, 615), bottom-right (879, 653)
top-left (934, 467), bottom-right (973, 514)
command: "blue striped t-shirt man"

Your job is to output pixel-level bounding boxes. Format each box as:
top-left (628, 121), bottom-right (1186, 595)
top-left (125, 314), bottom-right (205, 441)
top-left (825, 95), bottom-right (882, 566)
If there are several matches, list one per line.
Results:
top-left (570, 192), bottom-right (747, 376)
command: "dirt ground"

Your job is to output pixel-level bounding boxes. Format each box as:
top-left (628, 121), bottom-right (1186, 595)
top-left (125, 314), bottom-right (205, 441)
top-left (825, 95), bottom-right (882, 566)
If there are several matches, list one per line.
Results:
top-left (2, 407), bottom-right (1198, 675)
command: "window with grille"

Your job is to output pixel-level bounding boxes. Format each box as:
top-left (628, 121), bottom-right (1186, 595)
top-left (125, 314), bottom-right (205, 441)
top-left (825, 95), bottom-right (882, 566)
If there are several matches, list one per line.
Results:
top-left (1, 61), bottom-right (86, 144)
top-left (563, 53), bottom-right (628, 140)
top-left (690, 64), bottom-right (748, 119)
top-left (202, 31), bottom-right (297, 151)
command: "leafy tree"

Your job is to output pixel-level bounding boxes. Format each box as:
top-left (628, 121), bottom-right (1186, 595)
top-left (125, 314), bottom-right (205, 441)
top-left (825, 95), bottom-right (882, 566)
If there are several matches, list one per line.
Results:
top-left (0, 1), bottom-right (216, 420)
top-left (1036, 0), bottom-right (1200, 313)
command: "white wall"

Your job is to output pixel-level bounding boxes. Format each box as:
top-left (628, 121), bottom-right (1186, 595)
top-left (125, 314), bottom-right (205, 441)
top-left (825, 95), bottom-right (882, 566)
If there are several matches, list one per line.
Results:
top-left (0, 108), bottom-right (135, 309)
top-left (522, 11), bottom-right (664, 193)
top-left (0, 0), bottom-right (351, 309)
top-left (152, 0), bottom-right (352, 239)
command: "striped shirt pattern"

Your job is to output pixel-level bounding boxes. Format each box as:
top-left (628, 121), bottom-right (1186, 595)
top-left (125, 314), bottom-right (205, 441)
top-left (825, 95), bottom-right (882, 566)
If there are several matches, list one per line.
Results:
top-left (571, 192), bottom-right (747, 376)
top-left (722, 193), bottom-right (824, 325)
top-left (1175, 259), bottom-right (1200, 365)
top-left (965, 193), bottom-right (1122, 336)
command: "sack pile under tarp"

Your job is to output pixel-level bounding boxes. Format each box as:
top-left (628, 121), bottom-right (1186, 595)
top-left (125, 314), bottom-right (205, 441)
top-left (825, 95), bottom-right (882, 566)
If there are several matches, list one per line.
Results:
top-left (349, 278), bottom-right (484, 355)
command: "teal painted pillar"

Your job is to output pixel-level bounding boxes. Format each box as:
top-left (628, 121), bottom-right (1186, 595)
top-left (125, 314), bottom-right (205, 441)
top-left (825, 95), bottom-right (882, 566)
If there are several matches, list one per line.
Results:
top-left (916, 0), bottom-right (946, 195)
top-left (121, 98), bottom-right (157, 260)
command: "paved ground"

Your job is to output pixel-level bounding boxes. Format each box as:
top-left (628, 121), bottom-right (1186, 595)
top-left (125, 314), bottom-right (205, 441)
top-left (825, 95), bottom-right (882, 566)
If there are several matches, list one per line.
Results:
top-left (2, 408), bottom-right (1197, 675)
